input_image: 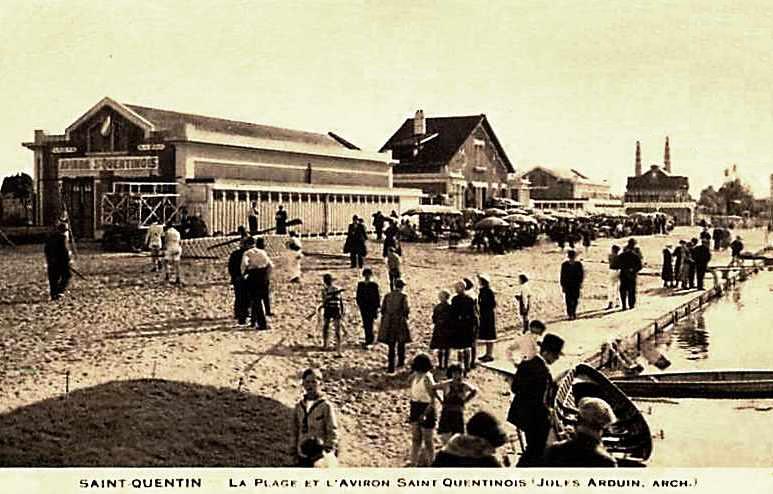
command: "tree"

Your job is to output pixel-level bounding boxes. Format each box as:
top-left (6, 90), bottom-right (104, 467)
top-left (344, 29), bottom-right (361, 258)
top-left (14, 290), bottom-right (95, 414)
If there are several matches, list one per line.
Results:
top-left (697, 185), bottom-right (722, 214)
top-left (0, 173), bottom-right (33, 200)
top-left (717, 178), bottom-right (755, 216)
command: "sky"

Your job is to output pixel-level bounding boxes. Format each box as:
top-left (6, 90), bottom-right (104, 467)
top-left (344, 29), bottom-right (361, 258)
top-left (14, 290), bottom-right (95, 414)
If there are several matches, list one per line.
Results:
top-left (1, 0), bottom-right (771, 197)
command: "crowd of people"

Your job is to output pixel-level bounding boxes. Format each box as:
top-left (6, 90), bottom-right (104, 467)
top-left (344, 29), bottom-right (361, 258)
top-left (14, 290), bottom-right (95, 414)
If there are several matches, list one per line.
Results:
top-left (40, 203), bottom-right (761, 469)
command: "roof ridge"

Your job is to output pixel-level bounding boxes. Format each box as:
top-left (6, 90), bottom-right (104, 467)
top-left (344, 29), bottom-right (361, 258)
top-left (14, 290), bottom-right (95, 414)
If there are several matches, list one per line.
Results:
top-left (124, 103), bottom-right (333, 138)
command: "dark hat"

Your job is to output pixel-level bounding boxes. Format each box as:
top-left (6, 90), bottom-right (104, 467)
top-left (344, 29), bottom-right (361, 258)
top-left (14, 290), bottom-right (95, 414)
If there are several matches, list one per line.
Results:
top-left (466, 411), bottom-right (508, 448)
top-left (539, 333), bottom-right (565, 355)
top-left (394, 278), bottom-right (406, 289)
top-left (361, 267), bottom-right (373, 276)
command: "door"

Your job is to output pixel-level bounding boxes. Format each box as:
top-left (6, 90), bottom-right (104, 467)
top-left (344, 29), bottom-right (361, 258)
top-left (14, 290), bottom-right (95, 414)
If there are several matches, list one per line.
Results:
top-left (60, 177), bottom-right (95, 239)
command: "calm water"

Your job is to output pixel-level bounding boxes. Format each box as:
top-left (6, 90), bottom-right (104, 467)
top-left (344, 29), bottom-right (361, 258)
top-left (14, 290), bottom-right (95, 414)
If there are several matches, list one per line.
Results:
top-left (636, 271), bottom-right (773, 467)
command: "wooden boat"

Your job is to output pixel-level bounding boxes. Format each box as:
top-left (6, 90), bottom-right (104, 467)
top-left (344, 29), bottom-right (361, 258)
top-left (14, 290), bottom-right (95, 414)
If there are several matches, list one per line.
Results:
top-left (611, 370), bottom-right (773, 399)
top-left (552, 363), bottom-right (653, 465)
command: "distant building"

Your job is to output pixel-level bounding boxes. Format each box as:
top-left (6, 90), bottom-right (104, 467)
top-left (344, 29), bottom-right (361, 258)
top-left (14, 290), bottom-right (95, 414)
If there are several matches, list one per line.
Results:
top-left (520, 165), bottom-right (621, 214)
top-left (23, 97), bottom-right (421, 239)
top-left (380, 110), bottom-right (529, 209)
top-left (522, 166), bottom-right (611, 200)
top-left (624, 138), bottom-right (695, 225)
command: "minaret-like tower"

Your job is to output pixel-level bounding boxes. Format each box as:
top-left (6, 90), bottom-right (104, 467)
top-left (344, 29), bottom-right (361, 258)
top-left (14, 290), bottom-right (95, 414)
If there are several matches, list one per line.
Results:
top-left (635, 140), bottom-right (642, 176)
top-left (664, 136), bottom-right (671, 173)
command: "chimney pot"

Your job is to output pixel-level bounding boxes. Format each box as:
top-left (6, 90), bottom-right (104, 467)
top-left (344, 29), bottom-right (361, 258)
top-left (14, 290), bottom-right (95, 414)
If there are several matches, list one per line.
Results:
top-left (414, 109), bottom-right (426, 136)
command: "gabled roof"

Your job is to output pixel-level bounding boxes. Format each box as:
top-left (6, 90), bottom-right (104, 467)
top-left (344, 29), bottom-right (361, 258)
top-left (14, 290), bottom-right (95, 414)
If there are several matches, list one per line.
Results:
top-left (125, 103), bottom-right (356, 151)
top-left (379, 114), bottom-right (515, 173)
top-left (523, 165), bottom-right (607, 185)
top-left (66, 97), bottom-right (156, 139)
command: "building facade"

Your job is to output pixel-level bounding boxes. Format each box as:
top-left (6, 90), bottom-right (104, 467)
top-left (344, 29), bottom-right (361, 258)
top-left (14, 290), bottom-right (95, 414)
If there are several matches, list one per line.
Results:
top-left (522, 166), bottom-right (611, 200)
top-left (624, 138), bottom-right (695, 225)
top-left (23, 97), bottom-right (421, 239)
top-left (380, 110), bottom-right (529, 209)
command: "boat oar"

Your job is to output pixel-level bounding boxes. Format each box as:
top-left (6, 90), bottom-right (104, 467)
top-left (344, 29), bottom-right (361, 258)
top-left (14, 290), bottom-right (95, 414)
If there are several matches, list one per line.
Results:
top-left (207, 218), bottom-right (303, 250)
top-left (69, 265), bottom-right (87, 281)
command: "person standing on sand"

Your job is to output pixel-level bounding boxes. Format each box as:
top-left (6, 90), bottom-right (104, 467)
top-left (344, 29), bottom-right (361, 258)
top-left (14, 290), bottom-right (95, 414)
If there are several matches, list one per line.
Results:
top-left (386, 246), bottom-right (402, 291)
top-left (618, 241), bottom-right (643, 309)
top-left (254, 237), bottom-right (274, 317)
top-left (241, 237), bottom-right (273, 330)
top-left (560, 249), bottom-right (583, 320)
top-left (291, 368), bottom-right (339, 467)
top-left (164, 225), bottom-right (183, 285)
top-left (344, 215), bottom-right (368, 268)
top-left (275, 205), bottom-right (288, 235)
top-left (44, 222), bottom-right (72, 301)
top-left (606, 245), bottom-right (621, 309)
top-left (692, 239), bottom-right (712, 291)
top-left (477, 273), bottom-right (497, 363)
top-left (432, 364), bottom-right (478, 445)
top-left (320, 273), bottom-right (345, 355)
top-left (514, 272), bottom-right (532, 331)
top-left (661, 244), bottom-right (674, 288)
top-left (378, 278), bottom-right (411, 373)
top-left (228, 237), bottom-right (250, 326)
top-left (406, 353), bottom-right (437, 466)
top-left (507, 333), bottom-right (564, 467)
top-left (450, 280), bottom-right (478, 374)
top-left (355, 267), bottom-right (380, 347)
top-left (248, 201), bottom-right (259, 236)
top-left (429, 289), bottom-right (453, 370)
top-left (145, 221), bottom-right (164, 272)
top-left (287, 237), bottom-right (303, 283)
top-left (372, 211), bottom-right (385, 241)
top-left (673, 241), bottom-right (684, 288)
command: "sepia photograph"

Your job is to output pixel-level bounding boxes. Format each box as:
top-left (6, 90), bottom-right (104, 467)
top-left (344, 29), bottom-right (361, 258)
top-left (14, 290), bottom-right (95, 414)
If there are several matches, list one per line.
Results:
top-left (1, 0), bottom-right (772, 491)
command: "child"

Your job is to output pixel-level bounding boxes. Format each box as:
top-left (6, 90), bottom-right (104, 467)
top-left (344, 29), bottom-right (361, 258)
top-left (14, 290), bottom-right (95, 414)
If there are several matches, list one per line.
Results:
top-left (433, 363), bottom-right (478, 444)
top-left (144, 221), bottom-right (164, 272)
top-left (287, 238), bottom-right (303, 283)
top-left (386, 246), bottom-right (402, 291)
top-left (291, 368), bottom-right (339, 467)
top-left (429, 289), bottom-right (452, 369)
top-left (477, 273), bottom-right (497, 363)
top-left (355, 267), bottom-right (380, 347)
top-left (506, 319), bottom-right (546, 364)
top-left (407, 353), bottom-right (436, 466)
top-left (164, 225), bottom-right (182, 284)
top-left (514, 272), bottom-right (531, 331)
top-left (320, 273), bottom-right (345, 356)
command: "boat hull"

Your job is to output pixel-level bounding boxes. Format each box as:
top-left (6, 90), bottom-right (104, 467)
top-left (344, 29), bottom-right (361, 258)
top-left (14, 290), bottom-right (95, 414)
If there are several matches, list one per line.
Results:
top-left (552, 363), bottom-right (653, 464)
top-left (611, 370), bottom-right (773, 399)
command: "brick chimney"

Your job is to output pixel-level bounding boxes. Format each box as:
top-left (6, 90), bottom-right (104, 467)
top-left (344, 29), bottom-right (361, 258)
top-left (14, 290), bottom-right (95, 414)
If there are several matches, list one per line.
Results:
top-left (413, 109), bottom-right (426, 136)
top-left (664, 136), bottom-right (671, 173)
top-left (635, 140), bottom-right (642, 176)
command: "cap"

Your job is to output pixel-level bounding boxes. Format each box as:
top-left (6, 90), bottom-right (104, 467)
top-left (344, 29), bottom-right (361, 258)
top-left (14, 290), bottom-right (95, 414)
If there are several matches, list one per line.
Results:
top-left (394, 278), bottom-right (406, 289)
top-left (577, 397), bottom-right (617, 428)
top-left (466, 411), bottom-right (508, 448)
top-left (477, 273), bottom-right (491, 284)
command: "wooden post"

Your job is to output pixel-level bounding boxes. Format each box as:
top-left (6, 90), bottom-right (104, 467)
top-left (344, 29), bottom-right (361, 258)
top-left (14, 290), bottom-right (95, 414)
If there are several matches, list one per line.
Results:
top-left (65, 370), bottom-right (70, 397)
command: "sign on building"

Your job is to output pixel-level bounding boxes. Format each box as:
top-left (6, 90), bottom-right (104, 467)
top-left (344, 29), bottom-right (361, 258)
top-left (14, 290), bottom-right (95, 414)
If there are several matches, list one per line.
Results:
top-left (58, 156), bottom-right (159, 176)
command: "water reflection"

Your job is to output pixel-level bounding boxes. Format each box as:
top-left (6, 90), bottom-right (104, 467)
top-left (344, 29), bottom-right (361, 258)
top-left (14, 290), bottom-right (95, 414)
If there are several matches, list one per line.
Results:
top-left (674, 314), bottom-right (709, 360)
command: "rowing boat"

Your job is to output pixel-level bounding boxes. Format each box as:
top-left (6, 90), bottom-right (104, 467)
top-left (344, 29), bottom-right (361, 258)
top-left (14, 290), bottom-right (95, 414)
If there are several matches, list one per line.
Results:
top-left (552, 363), bottom-right (653, 465)
top-left (611, 369), bottom-right (773, 399)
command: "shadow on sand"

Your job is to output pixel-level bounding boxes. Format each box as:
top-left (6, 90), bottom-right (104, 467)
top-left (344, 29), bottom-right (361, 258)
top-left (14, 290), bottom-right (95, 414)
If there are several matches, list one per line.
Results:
top-left (0, 379), bottom-right (294, 467)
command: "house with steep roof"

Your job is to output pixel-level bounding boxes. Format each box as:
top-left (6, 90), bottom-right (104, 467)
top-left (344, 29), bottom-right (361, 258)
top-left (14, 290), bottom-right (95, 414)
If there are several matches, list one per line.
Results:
top-left (23, 97), bottom-right (420, 238)
top-left (379, 110), bottom-right (528, 209)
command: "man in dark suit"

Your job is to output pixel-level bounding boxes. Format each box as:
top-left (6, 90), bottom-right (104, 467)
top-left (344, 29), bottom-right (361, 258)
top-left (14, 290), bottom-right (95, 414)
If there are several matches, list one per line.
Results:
top-left (617, 240), bottom-right (643, 310)
top-left (507, 333), bottom-right (564, 467)
top-left (227, 237), bottom-right (250, 326)
top-left (44, 222), bottom-right (72, 301)
top-left (692, 238), bottom-right (712, 290)
top-left (560, 250), bottom-right (584, 320)
top-left (544, 397), bottom-right (618, 467)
